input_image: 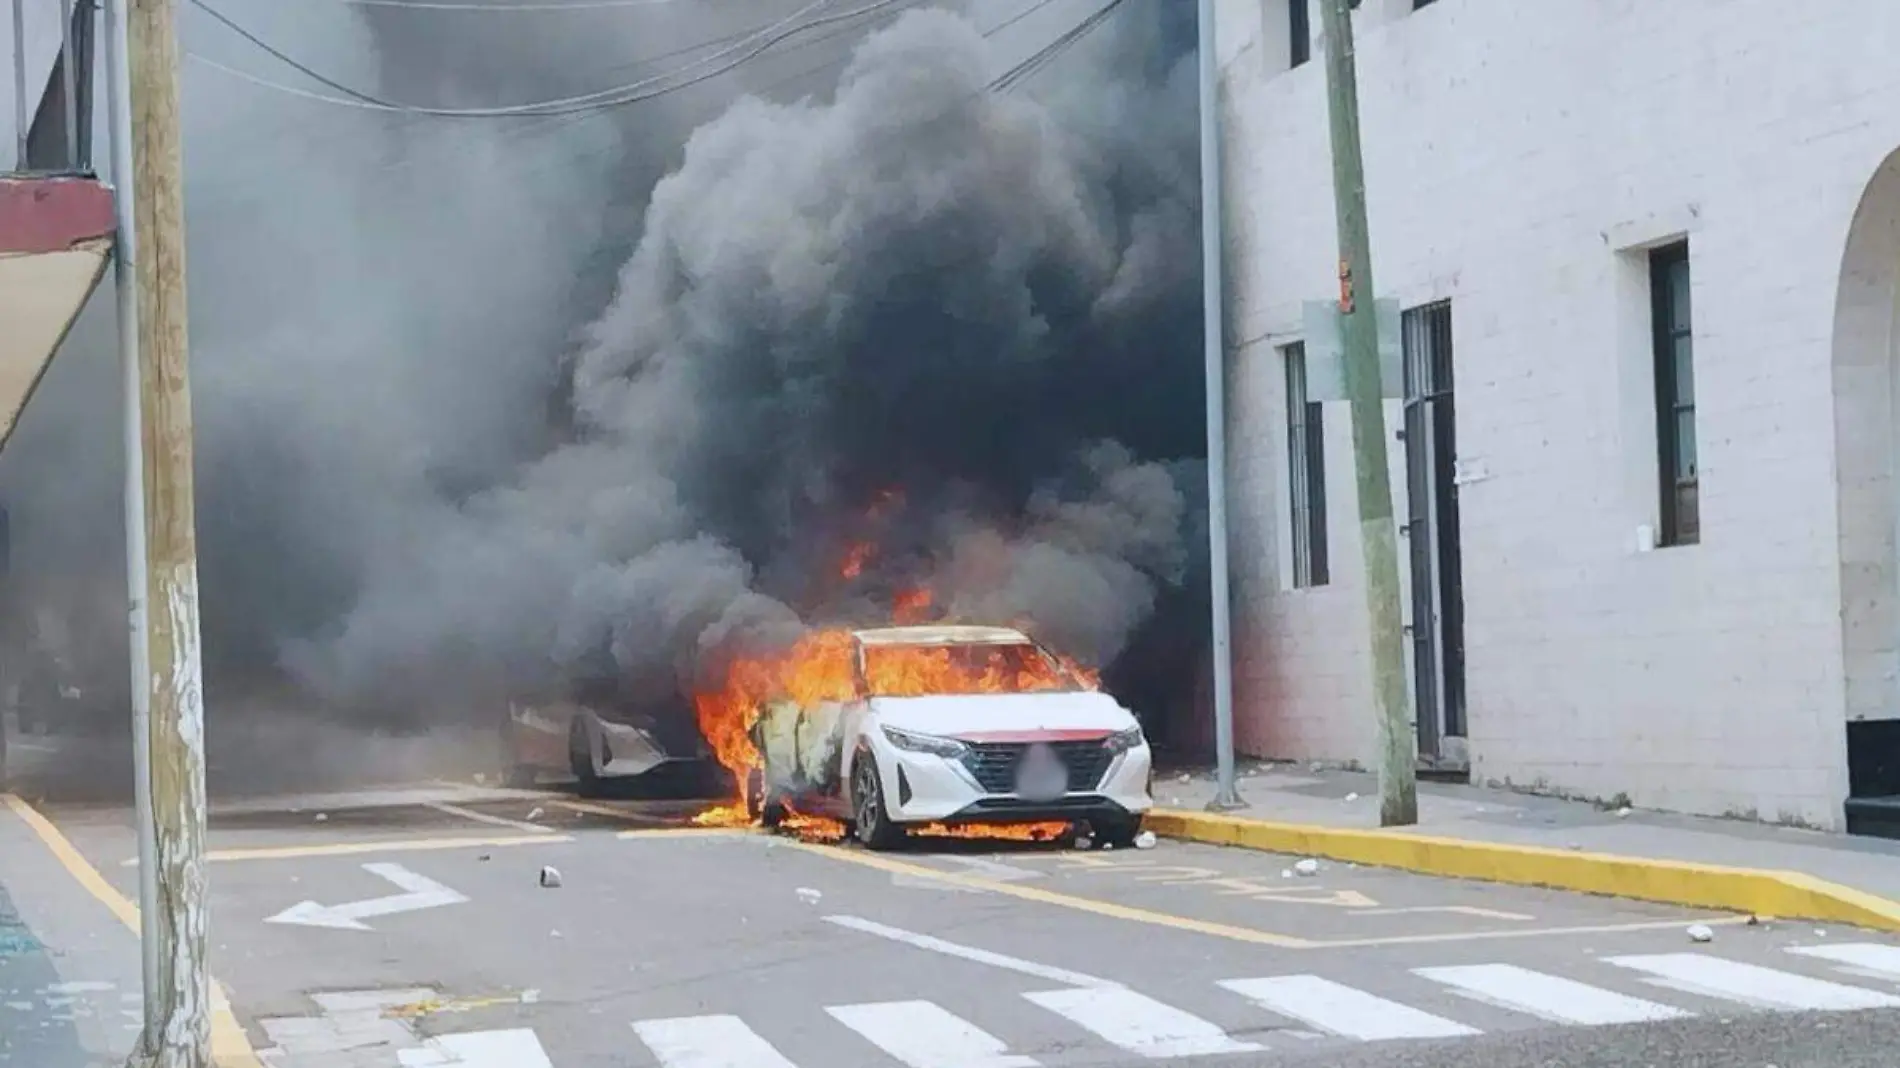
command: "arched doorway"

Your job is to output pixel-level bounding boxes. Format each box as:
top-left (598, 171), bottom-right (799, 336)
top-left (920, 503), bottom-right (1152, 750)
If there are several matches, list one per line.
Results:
top-left (1833, 147), bottom-right (1900, 836)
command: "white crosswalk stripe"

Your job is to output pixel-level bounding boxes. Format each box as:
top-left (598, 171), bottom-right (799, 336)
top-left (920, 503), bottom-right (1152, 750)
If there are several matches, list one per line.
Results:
top-left (1785, 941), bottom-right (1900, 983)
top-left (632, 1014), bottom-right (801, 1068)
top-left (595, 945), bottom-right (1900, 1065)
top-left (1219, 975), bottom-right (1480, 1040)
top-left (1023, 985), bottom-right (1265, 1058)
top-left (826, 1000), bottom-right (1039, 1068)
top-left (1606, 953), bottom-right (1900, 1012)
top-left (1414, 963), bottom-right (1690, 1025)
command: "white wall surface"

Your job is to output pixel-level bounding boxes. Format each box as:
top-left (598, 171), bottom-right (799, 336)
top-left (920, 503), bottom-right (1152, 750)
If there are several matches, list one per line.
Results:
top-left (1215, 0), bottom-right (1900, 828)
top-left (0, 0), bottom-right (66, 171)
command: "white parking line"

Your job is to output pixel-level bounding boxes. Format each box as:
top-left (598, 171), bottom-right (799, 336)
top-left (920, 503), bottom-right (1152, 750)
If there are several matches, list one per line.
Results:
top-left (398, 1029), bottom-right (553, 1068)
top-left (1414, 964), bottom-right (1689, 1025)
top-left (827, 1000), bottom-right (1038, 1068)
top-left (1024, 986), bottom-right (1264, 1058)
top-left (1220, 975), bottom-right (1480, 1040)
top-left (1785, 942), bottom-right (1900, 983)
top-left (423, 801), bottom-right (556, 835)
top-left (1606, 954), bottom-right (1900, 1012)
top-left (633, 1015), bottom-right (800, 1068)
top-left (823, 915), bottom-right (1117, 988)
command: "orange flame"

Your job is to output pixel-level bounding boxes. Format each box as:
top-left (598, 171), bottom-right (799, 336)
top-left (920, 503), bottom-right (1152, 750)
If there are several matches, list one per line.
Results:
top-left (840, 542), bottom-right (875, 580)
top-left (892, 586), bottom-right (934, 624)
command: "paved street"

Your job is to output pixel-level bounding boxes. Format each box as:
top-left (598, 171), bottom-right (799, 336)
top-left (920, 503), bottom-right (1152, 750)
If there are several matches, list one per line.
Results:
top-left (9, 782), bottom-right (1900, 1066)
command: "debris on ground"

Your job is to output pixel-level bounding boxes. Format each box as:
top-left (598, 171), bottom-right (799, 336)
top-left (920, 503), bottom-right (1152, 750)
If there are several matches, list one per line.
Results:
top-left (313, 813), bottom-right (329, 823)
top-left (1134, 830), bottom-right (1158, 850)
top-left (538, 866), bottom-right (562, 888)
top-left (796, 887), bottom-right (822, 904)
top-left (1177, 773), bottom-right (1192, 783)
top-left (1073, 835), bottom-right (1094, 850)
top-left (1686, 923), bottom-right (1714, 943)
top-left (477, 854), bottom-right (492, 862)
top-left (1616, 806), bottom-right (1633, 818)
top-left (1281, 869), bottom-right (1294, 879)
top-left (520, 989), bottom-right (541, 1005)
top-left (525, 807), bottom-right (545, 822)
top-left (1293, 858), bottom-right (1321, 877)
top-left (1343, 792), bottom-right (1359, 802)
top-left (1815, 928), bottom-right (1828, 938)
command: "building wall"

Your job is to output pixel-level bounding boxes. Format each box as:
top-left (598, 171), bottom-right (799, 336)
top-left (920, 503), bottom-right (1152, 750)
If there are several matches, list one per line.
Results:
top-left (1214, 0), bottom-right (1900, 828)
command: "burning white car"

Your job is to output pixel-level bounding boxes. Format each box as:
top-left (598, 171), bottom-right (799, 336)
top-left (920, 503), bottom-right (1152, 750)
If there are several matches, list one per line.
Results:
top-left (746, 624), bottom-right (1153, 849)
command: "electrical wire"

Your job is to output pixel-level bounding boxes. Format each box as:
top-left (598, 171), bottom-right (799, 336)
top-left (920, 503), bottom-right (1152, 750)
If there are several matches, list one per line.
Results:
top-left (187, 0), bottom-right (904, 117)
top-left (990, 0), bottom-right (1123, 93)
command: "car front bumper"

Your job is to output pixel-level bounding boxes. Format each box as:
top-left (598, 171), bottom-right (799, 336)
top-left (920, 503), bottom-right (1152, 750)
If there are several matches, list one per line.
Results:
top-left (865, 730), bottom-right (1154, 825)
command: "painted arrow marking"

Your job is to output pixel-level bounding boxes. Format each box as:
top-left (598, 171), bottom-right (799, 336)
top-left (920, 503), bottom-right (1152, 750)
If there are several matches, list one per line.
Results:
top-left (266, 863), bottom-right (467, 931)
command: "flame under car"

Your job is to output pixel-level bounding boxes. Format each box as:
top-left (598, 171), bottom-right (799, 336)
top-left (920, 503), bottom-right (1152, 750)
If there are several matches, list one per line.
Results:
top-left (746, 625), bottom-right (1153, 849)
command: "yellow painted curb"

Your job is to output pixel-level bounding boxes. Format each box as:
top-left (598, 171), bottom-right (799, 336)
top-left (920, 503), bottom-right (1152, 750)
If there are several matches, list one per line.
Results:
top-left (1146, 808), bottom-right (1900, 934)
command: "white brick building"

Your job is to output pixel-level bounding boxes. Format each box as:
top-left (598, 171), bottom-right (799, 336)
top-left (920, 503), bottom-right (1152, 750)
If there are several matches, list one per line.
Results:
top-left (1212, 0), bottom-right (1900, 832)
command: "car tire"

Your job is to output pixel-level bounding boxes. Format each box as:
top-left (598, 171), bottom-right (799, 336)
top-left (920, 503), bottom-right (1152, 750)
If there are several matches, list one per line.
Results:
top-left (1091, 813), bottom-right (1143, 850)
top-left (569, 716), bottom-right (605, 798)
top-left (850, 751), bottom-right (905, 851)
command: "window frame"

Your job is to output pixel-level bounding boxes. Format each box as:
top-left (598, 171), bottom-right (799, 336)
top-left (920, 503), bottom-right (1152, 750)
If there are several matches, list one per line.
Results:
top-left (1649, 240), bottom-right (1699, 546)
top-left (1283, 341), bottom-right (1330, 588)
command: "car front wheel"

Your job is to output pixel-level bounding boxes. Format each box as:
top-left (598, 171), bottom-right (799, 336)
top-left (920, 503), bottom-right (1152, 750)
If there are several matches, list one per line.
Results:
top-left (1091, 813), bottom-right (1143, 850)
top-left (851, 752), bottom-right (905, 851)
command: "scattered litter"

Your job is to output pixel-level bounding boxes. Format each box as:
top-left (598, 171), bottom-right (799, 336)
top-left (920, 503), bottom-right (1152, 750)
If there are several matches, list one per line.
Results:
top-left (1281, 869), bottom-right (1294, 879)
top-left (1815, 928), bottom-right (1828, 938)
top-left (1343, 792), bottom-right (1359, 802)
top-left (1177, 773), bottom-right (1192, 783)
top-left (1686, 924), bottom-right (1714, 943)
top-left (796, 887), bottom-right (822, 905)
top-left (1616, 806), bottom-right (1632, 818)
top-left (520, 990), bottom-right (541, 1005)
top-left (1293, 858), bottom-right (1321, 877)
top-left (478, 854), bottom-right (492, 862)
top-left (1134, 831), bottom-right (1158, 850)
top-left (472, 773), bottom-right (489, 785)
top-left (538, 866), bottom-right (563, 889)
top-left (525, 807), bottom-right (545, 822)
top-left (1746, 914), bottom-right (1770, 926)
top-left (1102, 842), bottom-right (1116, 851)
top-left (313, 813), bottom-right (329, 823)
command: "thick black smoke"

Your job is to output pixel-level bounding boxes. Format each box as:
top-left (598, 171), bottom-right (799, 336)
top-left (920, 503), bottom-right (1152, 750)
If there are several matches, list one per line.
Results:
top-left (0, 1), bottom-right (1208, 768)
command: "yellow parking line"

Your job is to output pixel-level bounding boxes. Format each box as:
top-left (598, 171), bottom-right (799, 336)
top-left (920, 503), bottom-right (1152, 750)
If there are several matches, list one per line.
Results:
top-left (201, 834), bottom-right (571, 863)
top-left (2, 794), bottom-right (263, 1068)
top-left (776, 838), bottom-right (1316, 948)
top-left (615, 827), bottom-right (760, 840)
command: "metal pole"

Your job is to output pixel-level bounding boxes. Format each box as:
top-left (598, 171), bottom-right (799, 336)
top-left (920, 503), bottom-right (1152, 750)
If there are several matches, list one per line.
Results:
top-left (58, 0), bottom-right (75, 170)
top-left (121, 0), bottom-right (211, 1063)
top-left (1316, 0), bottom-right (1416, 826)
top-left (1198, 0), bottom-right (1242, 811)
top-left (11, 0), bottom-right (26, 168)
top-left (103, 0), bottom-right (160, 1051)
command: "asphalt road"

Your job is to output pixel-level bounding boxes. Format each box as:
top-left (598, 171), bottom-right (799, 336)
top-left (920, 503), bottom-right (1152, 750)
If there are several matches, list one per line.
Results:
top-left (13, 782), bottom-right (1900, 1067)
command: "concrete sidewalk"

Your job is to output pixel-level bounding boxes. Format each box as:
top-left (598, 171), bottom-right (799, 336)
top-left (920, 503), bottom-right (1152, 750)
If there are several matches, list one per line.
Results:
top-left (1152, 760), bottom-right (1900, 912)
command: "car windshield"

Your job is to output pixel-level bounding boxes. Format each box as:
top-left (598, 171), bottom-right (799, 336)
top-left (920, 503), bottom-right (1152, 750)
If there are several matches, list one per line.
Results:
top-left (861, 641), bottom-right (1082, 697)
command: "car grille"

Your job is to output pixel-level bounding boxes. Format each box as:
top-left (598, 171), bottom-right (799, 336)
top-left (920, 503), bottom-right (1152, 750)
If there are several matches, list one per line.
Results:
top-left (960, 740), bottom-right (1114, 794)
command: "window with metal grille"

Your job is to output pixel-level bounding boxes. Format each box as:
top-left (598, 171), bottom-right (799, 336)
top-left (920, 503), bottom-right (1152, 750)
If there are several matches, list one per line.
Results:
top-left (1289, 0), bottom-right (1311, 68)
top-left (1650, 242), bottom-right (1698, 545)
top-left (1284, 342), bottom-right (1329, 588)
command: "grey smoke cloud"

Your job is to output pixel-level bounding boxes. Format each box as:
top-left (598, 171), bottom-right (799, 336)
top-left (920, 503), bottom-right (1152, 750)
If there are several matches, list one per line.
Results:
top-left (0, 1), bottom-right (1205, 745)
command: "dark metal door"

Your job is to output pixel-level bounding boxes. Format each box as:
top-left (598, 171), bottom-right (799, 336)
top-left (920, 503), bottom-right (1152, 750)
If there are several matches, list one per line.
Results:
top-left (1401, 302), bottom-right (1466, 763)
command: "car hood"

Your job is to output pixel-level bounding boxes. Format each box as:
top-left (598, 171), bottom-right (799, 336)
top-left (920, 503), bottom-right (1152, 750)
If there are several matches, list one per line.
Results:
top-left (868, 690), bottom-right (1137, 739)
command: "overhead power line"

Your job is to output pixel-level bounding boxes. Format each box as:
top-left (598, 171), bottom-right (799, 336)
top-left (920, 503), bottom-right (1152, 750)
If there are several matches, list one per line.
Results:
top-left (187, 0), bottom-right (903, 117)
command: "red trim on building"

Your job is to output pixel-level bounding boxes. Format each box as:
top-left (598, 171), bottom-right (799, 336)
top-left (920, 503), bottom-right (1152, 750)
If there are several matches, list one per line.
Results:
top-left (0, 177), bottom-right (115, 255)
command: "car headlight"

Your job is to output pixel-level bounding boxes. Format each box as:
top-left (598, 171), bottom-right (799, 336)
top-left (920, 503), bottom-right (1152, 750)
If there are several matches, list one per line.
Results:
top-left (1103, 725), bottom-right (1145, 754)
top-left (881, 725), bottom-right (969, 758)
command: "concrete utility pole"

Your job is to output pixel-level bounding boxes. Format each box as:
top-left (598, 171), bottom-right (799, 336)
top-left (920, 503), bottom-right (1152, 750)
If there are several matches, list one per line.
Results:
top-left (1197, 0), bottom-right (1243, 811)
top-left (1316, 0), bottom-right (1416, 826)
top-left (110, 1), bottom-right (212, 1064)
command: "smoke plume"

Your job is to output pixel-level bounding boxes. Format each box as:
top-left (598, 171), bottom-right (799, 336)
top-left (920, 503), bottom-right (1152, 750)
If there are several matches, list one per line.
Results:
top-left (0, 0), bottom-right (1207, 772)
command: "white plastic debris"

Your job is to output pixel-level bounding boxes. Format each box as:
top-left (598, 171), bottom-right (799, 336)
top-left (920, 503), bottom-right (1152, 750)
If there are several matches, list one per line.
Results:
top-left (473, 773), bottom-right (489, 785)
top-left (525, 807), bottom-right (545, 822)
top-left (1815, 928), bottom-right (1829, 938)
top-left (796, 887), bottom-right (822, 904)
top-left (1281, 869), bottom-right (1294, 879)
top-left (1134, 831), bottom-right (1158, 850)
top-left (1293, 858), bottom-right (1321, 877)
top-left (313, 813), bottom-right (329, 823)
top-left (539, 866), bottom-right (563, 888)
top-left (1616, 806), bottom-right (1633, 818)
top-left (520, 989), bottom-right (541, 1005)
top-left (1344, 792), bottom-right (1360, 802)
top-left (1177, 773), bottom-right (1192, 783)
top-left (1686, 923), bottom-right (1714, 943)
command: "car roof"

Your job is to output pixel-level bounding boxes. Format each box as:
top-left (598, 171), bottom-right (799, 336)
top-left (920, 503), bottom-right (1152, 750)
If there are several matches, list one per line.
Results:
top-left (851, 624), bottom-right (1033, 647)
